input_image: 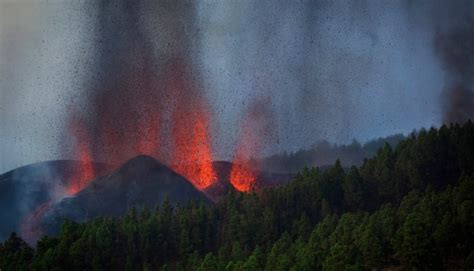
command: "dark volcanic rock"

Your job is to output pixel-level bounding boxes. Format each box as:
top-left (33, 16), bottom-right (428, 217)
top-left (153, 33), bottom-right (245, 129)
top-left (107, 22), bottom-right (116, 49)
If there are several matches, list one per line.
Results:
top-left (203, 161), bottom-right (238, 202)
top-left (39, 155), bottom-right (210, 236)
top-left (0, 160), bottom-right (109, 241)
top-left (3, 156), bottom-right (292, 243)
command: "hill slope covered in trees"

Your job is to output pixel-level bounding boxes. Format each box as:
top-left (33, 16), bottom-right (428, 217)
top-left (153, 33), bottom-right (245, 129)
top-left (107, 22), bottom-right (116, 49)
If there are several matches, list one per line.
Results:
top-left (258, 134), bottom-right (405, 173)
top-left (1, 122), bottom-right (474, 270)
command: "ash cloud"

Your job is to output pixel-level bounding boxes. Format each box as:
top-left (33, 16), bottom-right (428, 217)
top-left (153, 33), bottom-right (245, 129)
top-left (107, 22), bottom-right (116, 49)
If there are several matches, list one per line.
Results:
top-left (432, 1), bottom-right (474, 124)
top-left (2, 0), bottom-right (474, 172)
top-left (199, 0), bottom-right (474, 159)
top-left (198, 0), bottom-right (446, 159)
top-left (62, 0), bottom-right (206, 166)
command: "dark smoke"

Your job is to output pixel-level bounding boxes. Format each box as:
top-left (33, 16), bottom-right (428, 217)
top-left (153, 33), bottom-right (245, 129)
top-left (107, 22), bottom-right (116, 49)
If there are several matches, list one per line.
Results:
top-left (62, 0), bottom-right (206, 166)
top-left (441, 86), bottom-right (474, 124)
top-left (63, 0), bottom-right (474, 165)
top-left (433, 1), bottom-right (474, 124)
top-left (4, 1), bottom-right (474, 173)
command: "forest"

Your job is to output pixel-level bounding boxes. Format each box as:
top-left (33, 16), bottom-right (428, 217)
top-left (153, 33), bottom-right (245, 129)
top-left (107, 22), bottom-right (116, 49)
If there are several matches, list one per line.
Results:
top-left (1, 121), bottom-right (473, 270)
top-left (258, 134), bottom-right (405, 173)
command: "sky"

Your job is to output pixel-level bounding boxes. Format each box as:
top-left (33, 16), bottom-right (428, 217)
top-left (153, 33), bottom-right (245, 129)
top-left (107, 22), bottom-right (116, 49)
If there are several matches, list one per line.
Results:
top-left (1, 0), bottom-right (472, 173)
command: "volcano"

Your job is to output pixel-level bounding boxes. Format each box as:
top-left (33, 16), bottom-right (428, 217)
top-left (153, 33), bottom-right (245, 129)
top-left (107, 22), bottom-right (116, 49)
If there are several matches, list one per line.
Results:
top-left (2, 155), bottom-right (293, 243)
top-left (35, 155), bottom-right (211, 237)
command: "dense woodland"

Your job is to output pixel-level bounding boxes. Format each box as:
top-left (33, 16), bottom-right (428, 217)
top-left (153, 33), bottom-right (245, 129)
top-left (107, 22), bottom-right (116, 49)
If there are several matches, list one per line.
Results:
top-left (1, 122), bottom-right (474, 270)
top-left (259, 134), bottom-right (405, 173)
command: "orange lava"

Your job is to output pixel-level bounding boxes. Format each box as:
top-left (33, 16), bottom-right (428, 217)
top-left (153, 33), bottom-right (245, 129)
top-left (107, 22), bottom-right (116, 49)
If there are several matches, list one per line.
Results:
top-left (230, 99), bottom-right (274, 192)
top-left (67, 117), bottom-right (96, 195)
top-left (171, 109), bottom-right (217, 190)
top-left (163, 61), bottom-right (218, 190)
top-left (64, 60), bottom-right (219, 191)
top-left (230, 119), bottom-right (260, 192)
top-left (229, 163), bottom-right (256, 192)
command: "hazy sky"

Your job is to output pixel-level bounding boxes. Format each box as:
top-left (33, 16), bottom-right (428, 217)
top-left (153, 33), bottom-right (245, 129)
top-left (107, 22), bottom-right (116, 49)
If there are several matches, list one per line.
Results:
top-left (1, 0), bottom-right (472, 173)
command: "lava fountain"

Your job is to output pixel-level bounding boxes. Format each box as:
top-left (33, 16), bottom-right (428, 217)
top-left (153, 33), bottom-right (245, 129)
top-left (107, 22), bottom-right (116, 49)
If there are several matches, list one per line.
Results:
top-left (167, 61), bottom-right (218, 190)
top-left (62, 60), bottom-right (219, 193)
top-left (171, 109), bottom-right (217, 190)
top-left (230, 99), bottom-right (275, 192)
top-left (67, 115), bottom-right (97, 196)
top-left (58, 1), bottom-right (220, 193)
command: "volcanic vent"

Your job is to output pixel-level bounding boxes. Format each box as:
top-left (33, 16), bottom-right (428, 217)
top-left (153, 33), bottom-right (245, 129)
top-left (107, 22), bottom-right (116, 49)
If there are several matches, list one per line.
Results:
top-left (10, 0), bottom-right (291, 243)
top-left (57, 1), bottom-right (277, 196)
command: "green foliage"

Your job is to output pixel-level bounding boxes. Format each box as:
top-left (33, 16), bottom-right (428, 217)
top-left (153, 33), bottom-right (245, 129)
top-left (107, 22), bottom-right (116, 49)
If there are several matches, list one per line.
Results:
top-left (1, 122), bottom-right (474, 270)
top-left (0, 232), bottom-right (33, 271)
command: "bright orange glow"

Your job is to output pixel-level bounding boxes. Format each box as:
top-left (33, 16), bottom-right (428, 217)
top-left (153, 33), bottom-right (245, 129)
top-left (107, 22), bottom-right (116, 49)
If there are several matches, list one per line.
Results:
top-left (67, 117), bottom-right (96, 195)
top-left (229, 163), bottom-right (256, 192)
top-left (164, 61), bottom-right (218, 190)
top-left (171, 110), bottom-right (217, 190)
top-left (63, 60), bottom-right (219, 191)
top-left (230, 116), bottom-right (259, 192)
top-left (230, 99), bottom-right (273, 192)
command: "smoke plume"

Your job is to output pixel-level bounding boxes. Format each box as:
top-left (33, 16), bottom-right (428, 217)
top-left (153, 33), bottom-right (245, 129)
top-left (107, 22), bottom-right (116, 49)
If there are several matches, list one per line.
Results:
top-left (2, 0), bottom-right (474, 173)
top-left (434, 2), bottom-right (474, 124)
top-left (62, 0), bottom-right (207, 167)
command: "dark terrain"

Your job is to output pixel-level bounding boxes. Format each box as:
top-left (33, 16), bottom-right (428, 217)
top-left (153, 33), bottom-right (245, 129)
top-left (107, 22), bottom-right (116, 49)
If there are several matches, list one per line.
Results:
top-left (36, 155), bottom-right (211, 237)
top-left (0, 160), bottom-right (110, 241)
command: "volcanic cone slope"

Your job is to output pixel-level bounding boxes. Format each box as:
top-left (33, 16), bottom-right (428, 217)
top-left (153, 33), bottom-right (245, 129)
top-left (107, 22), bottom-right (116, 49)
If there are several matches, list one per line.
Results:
top-left (40, 155), bottom-right (210, 235)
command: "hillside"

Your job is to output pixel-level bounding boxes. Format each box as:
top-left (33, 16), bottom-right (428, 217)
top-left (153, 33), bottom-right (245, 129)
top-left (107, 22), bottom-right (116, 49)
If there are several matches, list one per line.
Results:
top-left (257, 134), bottom-right (405, 173)
top-left (1, 122), bottom-right (473, 270)
top-left (34, 155), bottom-right (211, 238)
top-left (0, 160), bottom-right (110, 241)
